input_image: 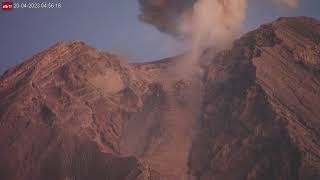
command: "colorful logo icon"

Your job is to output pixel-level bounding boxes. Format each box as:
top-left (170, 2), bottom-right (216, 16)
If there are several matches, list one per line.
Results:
top-left (2, 2), bottom-right (13, 11)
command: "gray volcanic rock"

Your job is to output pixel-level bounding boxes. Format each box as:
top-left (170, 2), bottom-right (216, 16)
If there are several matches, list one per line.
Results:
top-left (0, 17), bottom-right (320, 180)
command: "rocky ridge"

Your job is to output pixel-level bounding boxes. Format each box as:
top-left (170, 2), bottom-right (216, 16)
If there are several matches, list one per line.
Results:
top-left (0, 17), bottom-right (319, 180)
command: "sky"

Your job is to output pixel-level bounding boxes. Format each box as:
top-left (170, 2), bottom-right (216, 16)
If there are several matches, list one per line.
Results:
top-left (0, 0), bottom-right (320, 74)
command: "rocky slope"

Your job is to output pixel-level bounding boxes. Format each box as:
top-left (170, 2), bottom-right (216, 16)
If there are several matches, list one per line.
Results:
top-left (189, 17), bottom-right (320, 180)
top-left (0, 17), bottom-right (319, 180)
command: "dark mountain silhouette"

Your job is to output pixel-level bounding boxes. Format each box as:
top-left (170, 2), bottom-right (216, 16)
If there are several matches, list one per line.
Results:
top-left (0, 17), bottom-right (319, 180)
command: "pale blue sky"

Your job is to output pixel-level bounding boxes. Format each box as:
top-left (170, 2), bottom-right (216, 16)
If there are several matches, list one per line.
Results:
top-left (0, 0), bottom-right (319, 73)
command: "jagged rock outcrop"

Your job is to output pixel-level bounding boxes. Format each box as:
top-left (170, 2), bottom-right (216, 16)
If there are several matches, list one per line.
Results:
top-left (188, 16), bottom-right (320, 180)
top-left (0, 42), bottom-right (158, 180)
top-left (0, 17), bottom-right (319, 180)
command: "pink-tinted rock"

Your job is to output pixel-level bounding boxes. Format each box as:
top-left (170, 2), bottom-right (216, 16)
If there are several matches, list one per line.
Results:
top-left (0, 17), bottom-right (320, 180)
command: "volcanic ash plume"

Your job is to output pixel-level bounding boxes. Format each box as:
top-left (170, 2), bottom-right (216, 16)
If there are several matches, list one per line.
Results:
top-left (138, 0), bottom-right (300, 66)
top-left (138, 0), bottom-right (248, 61)
top-left (181, 0), bottom-right (248, 56)
top-left (138, 0), bottom-right (195, 36)
top-left (276, 0), bottom-right (299, 9)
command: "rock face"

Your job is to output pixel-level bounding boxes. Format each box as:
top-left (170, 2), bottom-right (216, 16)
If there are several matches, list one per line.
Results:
top-left (189, 17), bottom-right (320, 180)
top-left (0, 17), bottom-right (320, 180)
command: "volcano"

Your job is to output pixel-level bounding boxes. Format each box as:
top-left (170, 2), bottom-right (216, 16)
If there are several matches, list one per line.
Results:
top-left (0, 17), bottom-right (320, 180)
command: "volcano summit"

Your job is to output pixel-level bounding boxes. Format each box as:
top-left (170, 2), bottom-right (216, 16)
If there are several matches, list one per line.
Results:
top-left (0, 17), bottom-right (320, 180)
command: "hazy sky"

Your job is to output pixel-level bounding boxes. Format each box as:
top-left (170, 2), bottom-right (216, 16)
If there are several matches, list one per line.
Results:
top-left (0, 0), bottom-right (320, 73)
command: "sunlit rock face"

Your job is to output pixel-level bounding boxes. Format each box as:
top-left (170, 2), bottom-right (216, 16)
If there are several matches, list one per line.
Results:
top-left (0, 17), bottom-right (319, 180)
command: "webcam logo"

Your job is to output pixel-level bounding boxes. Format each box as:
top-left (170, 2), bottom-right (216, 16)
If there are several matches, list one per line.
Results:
top-left (2, 2), bottom-right (13, 11)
